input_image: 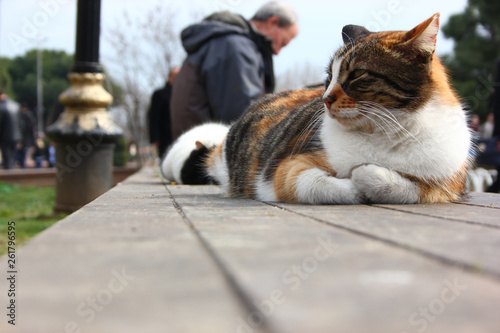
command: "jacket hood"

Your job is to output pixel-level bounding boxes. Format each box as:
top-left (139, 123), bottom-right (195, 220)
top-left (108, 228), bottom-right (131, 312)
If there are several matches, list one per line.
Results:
top-left (181, 12), bottom-right (250, 54)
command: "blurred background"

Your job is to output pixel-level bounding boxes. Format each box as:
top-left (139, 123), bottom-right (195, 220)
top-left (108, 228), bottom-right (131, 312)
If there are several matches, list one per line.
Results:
top-left (0, 0), bottom-right (498, 166)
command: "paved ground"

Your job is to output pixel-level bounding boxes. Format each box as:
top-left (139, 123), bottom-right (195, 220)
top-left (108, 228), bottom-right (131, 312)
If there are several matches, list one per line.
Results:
top-left (1, 167), bottom-right (500, 333)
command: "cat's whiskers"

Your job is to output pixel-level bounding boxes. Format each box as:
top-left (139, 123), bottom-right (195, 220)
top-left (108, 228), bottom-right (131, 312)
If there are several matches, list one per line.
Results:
top-left (358, 101), bottom-right (404, 127)
top-left (357, 101), bottom-right (421, 145)
top-left (360, 108), bottom-right (415, 143)
top-left (358, 107), bottom-right (401, 136)
top-left (357, 111), bottom-right (395, 140)
top-left (290, 106), bottom-right (324, 156)
top-left (292, 112), bottom-right (322, 155)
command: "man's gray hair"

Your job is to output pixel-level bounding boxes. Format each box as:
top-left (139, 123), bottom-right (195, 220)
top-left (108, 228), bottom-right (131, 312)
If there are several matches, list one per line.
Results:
top-left (251, 1), bottom-right (298, 27)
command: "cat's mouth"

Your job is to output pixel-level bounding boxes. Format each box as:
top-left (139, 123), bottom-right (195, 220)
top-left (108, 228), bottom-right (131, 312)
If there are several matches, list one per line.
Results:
top-left (327, 108), bottom-right (362, 120)
top-left (326, 107), bottom-right (370, 128)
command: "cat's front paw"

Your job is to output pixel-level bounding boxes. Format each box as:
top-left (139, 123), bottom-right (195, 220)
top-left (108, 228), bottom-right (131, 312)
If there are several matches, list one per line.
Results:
top-left (351, 164), bottom-right (419, 204)
top-left (295, 168), bottom-right (365, 204)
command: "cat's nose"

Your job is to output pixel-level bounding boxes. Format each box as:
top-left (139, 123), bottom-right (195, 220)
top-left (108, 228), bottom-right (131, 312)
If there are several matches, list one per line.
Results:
top-left (323, 95), bottom-right (336, 110)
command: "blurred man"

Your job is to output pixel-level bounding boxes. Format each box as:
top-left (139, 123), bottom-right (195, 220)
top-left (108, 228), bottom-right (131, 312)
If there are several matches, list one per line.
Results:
top-left (148, 67), bottom-right (180, 157)
top-left (170, 1), bottom-right (298, 140)
top-left (0, 89), bottom-right (21, 169)
top-left (16, 103), bottom-right (36, 168)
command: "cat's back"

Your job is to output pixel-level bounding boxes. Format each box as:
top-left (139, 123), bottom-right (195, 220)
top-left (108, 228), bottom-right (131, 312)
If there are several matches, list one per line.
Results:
top-left (225, 88), bottom-right (325, 197)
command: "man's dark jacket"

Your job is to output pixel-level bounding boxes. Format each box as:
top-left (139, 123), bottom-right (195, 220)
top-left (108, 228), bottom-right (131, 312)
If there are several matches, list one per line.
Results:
top-left (170, 11), bottom-right (274, 140)
top-left (148, 82), bottom-right (173, 157)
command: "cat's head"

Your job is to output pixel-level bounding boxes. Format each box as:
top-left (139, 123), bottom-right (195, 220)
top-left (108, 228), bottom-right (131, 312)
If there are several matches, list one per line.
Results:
top-left (323, 13), bottom-right (457, 130)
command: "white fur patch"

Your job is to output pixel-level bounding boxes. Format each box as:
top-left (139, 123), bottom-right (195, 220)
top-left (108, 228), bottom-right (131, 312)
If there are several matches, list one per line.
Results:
top-left (351, 164), bottom-right (419, 204)
top-left (295, 168), bottom-right (363, 204)
top-left (255, 174), bottom-right (278, 202)
top-left (161, 123), bottom-right (229, 184)
top-left (324, 57), bottom-right (342, 99)
top-left (206, 141), bottom-right (230, 192)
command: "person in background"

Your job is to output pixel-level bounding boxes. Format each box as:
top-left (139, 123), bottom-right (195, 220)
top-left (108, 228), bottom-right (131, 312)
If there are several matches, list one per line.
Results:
top-left (170, 1), bottom-right (298, 140)
top-left (148, 66), bottom-right (180, 158)
top-left (0, 89), bottom-right (12, 169)
top-left (0, 89), bottom-right (21, 169)
top-left (486, 60), bottom-right (500, 193)
top-left (48, 141), bottom-right (56, 168)
top-left (481, 113), bottom-right (495, 140)
top-left (32, 137), bottom-right (46, 168)
top-left (16, 103), bottom-right (36, 168)
top-left (469, 114), bottom-right (481, 139)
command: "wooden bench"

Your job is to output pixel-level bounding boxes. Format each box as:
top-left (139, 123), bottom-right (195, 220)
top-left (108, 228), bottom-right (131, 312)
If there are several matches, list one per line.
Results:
top-left (2, 167), bottom-right (499, 332)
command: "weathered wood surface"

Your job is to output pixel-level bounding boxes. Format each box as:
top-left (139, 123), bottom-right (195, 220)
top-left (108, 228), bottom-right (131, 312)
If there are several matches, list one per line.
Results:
top-left (1, 167), bottom-right (500, 333)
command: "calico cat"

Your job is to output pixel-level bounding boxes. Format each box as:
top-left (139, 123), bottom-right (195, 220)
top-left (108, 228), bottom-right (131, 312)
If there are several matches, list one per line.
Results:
top-left (161, 13), bottom-right (472, 204)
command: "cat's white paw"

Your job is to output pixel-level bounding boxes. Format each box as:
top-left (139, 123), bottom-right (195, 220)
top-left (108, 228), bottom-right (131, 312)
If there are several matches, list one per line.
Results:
top-left (296, 168), bottom-right (364, 204)
top-left (351, 164), bottom-right (419, 204)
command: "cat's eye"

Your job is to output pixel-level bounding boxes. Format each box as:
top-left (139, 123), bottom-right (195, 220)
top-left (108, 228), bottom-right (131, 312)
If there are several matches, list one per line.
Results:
top-left (351, 69), bottom-right (367, 80)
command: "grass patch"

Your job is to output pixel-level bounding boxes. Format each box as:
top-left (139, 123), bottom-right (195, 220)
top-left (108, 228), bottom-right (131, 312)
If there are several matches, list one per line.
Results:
top-left (0, 182), bottom-right (66, 255)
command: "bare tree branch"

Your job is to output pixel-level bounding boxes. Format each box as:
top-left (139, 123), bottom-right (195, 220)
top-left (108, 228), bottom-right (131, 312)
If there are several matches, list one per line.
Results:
top-left (103, 4), bottom-right (184, 165)
top-left (276, 62), bottom-right (325, 91)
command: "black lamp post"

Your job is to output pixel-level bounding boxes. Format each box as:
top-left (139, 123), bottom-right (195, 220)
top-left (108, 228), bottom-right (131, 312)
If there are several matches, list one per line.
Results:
top-left (47, 0), bottom-right (122, 213)
top-left (73, 0), bottom-right (103, 73)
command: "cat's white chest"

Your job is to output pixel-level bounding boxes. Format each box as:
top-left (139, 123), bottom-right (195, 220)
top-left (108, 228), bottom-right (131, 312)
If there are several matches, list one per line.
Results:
top-left (320, 101), bottom-right (471, 181)
top-left (321, 119), bottom-right (400, 177)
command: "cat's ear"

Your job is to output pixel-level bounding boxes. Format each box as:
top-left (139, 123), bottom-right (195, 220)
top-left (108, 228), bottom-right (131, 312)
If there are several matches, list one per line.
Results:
top-left (403, 13), bottom-right (440, 55)
top-left (195, 141), bottom-right (205, 150)
top-left (342, 25), bottom-right (371, 44)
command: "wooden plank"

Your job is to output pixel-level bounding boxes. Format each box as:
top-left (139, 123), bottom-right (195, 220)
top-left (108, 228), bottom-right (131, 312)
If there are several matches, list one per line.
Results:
top-left (373, 202), bottom-right (500, 228)
top-left (274, 203), bottom-right (500, 277)
top-left (460, 192), bottom-right (500, 209)
top-left (168, 185), bottom-right (500, 333)
top-left (0, 169), bottom-right (244, 333)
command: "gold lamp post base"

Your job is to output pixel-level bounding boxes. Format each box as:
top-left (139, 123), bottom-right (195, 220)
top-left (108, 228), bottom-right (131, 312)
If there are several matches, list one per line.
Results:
top-left (47, 72), bottom-right (122, 213)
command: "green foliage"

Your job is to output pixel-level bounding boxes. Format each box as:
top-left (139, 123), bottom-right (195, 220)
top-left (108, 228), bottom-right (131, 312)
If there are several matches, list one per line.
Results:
top-left (1, 49), bottom-right (125, 130)
top-left (442, 0), bottom-right (500, 119)
top-left (0, 58), bottom-right (15, 97)
top-left (6, 49), bottom-right (73, 120)
top-left (0, 183), bottom-right (65, 256)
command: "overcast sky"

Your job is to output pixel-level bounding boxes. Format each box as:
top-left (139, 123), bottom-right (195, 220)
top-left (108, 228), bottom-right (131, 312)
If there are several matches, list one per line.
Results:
top-left (0, 0), bottom-right (468, 82)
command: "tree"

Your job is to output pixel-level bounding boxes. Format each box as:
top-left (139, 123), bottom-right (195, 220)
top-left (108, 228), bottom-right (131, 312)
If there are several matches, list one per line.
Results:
top-left (2, 49), bottom-right (73, 127)
top-left (0, 58), bottom-right (14, 97)
top-left (1, 50), bottom-right (123, 132)
top-left (104, 3), bottom-right (185, 164)
top-left (442, 0), bottom-right (500, 119)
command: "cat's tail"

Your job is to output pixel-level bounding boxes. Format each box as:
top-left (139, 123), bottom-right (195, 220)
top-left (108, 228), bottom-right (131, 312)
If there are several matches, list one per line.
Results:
top-left (160, 123), bottom-right (229, 185)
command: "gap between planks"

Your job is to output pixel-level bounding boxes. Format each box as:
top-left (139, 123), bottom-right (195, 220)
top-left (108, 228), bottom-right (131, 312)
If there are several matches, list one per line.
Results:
top-left (163, 183), bottom-right (276, 333)
top-left (371, 204), bottom-right (500, 230)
